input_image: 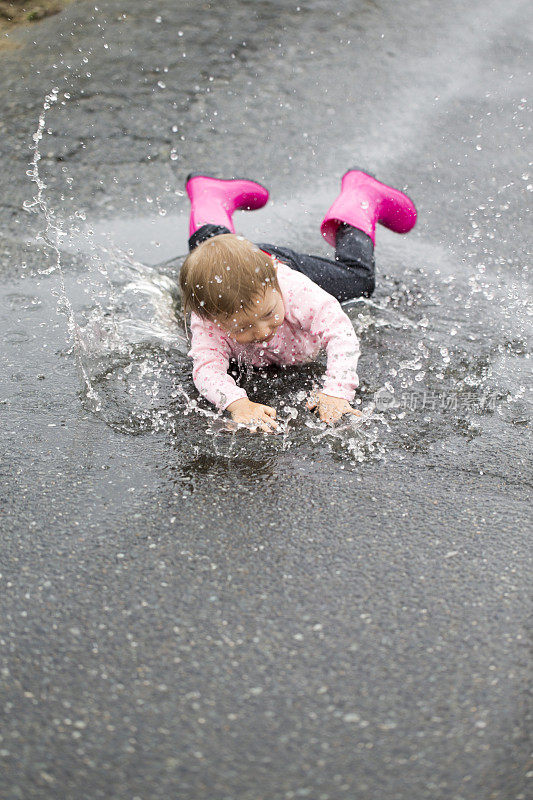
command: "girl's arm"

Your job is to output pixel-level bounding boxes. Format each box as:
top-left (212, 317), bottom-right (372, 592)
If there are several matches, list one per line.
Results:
top-left (315, 300), bottom-right (361, 401)
top-left (285, 273), bottom-right (361, 402)
top-left (188, 314), bottom-right (248, 411)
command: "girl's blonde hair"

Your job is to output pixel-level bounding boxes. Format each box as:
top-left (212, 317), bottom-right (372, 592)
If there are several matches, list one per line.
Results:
top-left (179, 234), bottom-right (279, 321)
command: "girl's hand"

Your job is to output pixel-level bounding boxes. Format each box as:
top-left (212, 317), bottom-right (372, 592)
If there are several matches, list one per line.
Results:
top-left (226, 397), bottom-right (280, 433)
top-left (307, 392), bottom-right (362, 425)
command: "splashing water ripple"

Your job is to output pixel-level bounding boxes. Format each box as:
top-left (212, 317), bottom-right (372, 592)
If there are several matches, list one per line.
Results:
top-left (22, 88), bottom-right (531, 470)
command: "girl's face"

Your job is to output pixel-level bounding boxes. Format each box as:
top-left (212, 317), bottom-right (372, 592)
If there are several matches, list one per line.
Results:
top-left (216, 286), bottom-right (285, 344)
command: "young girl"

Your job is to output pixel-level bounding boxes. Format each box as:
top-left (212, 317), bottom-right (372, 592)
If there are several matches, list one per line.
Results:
top-left (179, 170), bottom-right (417, 432)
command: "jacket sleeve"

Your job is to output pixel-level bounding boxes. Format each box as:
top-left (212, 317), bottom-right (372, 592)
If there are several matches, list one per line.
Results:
top-left (188, 313), bottom-right (248, 411)
top-left (287, 274), bottom-right (361, 402)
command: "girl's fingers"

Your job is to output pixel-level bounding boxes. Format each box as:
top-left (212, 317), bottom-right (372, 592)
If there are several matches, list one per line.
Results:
top-left (249, 414), bottom-right (279, 433)
top-left (259, 420), bottom-right (277, 433)
top-left (261, 411), bottom-right (279, 430)
top-left (248, 420), bottom-right (266, 433)
top-left (262, 406), bottom-right (276, 418)
top-left (348, 408), bottom-right (362, 416)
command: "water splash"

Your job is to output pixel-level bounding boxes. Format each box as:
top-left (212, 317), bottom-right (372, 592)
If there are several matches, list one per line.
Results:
top-left (23, 87), bottom-right (102, 411)
top-left (23, 82), bottom-right (530, 469)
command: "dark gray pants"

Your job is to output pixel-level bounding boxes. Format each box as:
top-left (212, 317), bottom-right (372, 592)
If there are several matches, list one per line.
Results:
top-left (188, 223), bottom-right (375, 302)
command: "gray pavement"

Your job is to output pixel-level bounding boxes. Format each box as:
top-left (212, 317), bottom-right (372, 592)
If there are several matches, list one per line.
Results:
top-left (0, 1), bottom-right (531, 799)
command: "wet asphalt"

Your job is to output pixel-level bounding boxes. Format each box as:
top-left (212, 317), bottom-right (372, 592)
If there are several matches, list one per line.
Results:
top-left (0, 1), bottom-right (531, 799)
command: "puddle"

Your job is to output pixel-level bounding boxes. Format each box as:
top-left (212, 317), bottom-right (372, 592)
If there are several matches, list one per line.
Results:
top-left (14, 86), bottom-right (531, 472)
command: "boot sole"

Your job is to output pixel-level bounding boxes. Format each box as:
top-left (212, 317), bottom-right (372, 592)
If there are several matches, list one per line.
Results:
top-left (343, 167), bottom-right (409, 198)
top-left (343, 166), bottom-right (377, 180)
top-left (185, 173), bottom-right (269, 193)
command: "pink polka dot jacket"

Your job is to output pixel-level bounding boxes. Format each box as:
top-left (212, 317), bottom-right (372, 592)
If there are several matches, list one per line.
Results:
top-left (187, 260), bottom-right (361, 411)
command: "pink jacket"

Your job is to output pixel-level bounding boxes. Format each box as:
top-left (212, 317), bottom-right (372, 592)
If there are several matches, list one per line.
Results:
top-left (187, 260), bottom-right (360, 411)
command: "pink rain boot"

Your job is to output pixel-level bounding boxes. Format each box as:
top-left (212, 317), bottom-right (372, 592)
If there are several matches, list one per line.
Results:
top-left (186, 174), bottom-right (269, 237)
top-left (321, 169), bottom-right (417, 246)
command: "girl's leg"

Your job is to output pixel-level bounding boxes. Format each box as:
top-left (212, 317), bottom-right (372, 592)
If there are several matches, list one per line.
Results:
top-left (257, 169), bottom-right (416, 303)
top-left (257, 224), bottom-right (375, 303)
top-left (188, 223), bottom-right (232, 252)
